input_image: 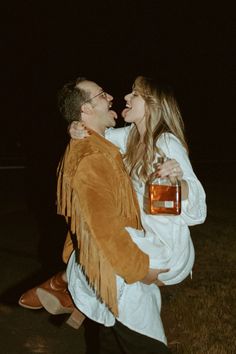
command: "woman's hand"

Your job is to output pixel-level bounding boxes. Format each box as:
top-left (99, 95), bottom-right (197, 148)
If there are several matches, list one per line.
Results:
top-left (157, 159), bottom-right (183, 180)
top-left (157, 159), bottom-right (189, 199)
top-left (68, 121), bottom-right (90, 139)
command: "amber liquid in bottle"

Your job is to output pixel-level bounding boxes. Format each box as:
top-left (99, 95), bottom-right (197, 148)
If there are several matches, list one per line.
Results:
top-left (148, 183), bottom-right (181, 215)
top-left (144, 157), bottom-right (182, 215)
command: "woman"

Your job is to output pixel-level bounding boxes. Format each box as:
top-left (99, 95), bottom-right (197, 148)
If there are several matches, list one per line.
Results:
top-left (66, 76), bottom-right (206, 352)
top-left (70, 75), bottom-right (206, 285)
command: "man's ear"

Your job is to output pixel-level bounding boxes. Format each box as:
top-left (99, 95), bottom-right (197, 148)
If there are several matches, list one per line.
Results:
top-left (81, 102), bottom-right (92, 114)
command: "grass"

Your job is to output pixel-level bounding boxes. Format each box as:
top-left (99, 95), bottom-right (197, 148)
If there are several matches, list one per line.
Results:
top-left (0, 163), bottom-right (235, 353)
top-left (161, 163), bottom-right (236, 353)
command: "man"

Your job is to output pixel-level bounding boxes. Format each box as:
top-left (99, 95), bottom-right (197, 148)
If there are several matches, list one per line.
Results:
top-left (19, 77), bottom-right (170, 353)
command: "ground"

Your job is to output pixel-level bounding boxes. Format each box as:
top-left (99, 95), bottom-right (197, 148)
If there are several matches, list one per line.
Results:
top-left (0, 162), bottom-right (235, 353)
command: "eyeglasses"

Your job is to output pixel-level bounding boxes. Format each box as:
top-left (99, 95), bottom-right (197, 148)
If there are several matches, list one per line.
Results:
top-left (82, 90), bottom-right (107, 104)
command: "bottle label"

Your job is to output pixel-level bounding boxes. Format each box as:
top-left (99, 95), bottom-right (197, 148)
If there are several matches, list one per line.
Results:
top-left (146, 184), bottom-right (181, 215)
top-left (152, 200), bottom-right (174, 208)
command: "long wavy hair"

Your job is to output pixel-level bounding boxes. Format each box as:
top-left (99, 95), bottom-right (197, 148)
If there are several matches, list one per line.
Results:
top-left (123, 76), bottom-right (188, 183)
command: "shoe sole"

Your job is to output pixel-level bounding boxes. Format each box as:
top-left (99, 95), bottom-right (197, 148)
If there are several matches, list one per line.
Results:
top-left (36, 288), bottom-right (73, 315)
top-left (18, 300), bottom-right (43, 310)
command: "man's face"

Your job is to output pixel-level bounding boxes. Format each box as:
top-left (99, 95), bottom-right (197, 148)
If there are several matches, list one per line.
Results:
top-left (78, 80), bottom-right (117, 129)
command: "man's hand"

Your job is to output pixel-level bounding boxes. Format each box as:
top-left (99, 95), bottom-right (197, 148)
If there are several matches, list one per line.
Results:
top-left (141, 268), bottom-right (169, 287)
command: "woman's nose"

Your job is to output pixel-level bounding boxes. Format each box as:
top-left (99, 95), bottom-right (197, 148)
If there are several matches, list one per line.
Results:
top-left (124, 93), bottom-right (131, 101)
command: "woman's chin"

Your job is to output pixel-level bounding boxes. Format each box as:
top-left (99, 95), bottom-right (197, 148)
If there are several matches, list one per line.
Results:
top-left (122, 112), bottom-right (131, 123)
top-left (121, 108), bottom-right (131, 118)
top-left (123, 115), bottom-right (133, 123)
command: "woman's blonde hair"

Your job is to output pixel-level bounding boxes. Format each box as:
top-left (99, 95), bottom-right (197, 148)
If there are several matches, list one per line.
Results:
top-left (123, 76), bottom-right (188, 183)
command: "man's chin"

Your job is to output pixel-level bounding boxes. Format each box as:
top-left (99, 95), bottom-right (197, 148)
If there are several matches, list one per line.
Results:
top-left (109, 118), bottom-right (116, 128)
top-left (109, 109), bottom-right (117, 119)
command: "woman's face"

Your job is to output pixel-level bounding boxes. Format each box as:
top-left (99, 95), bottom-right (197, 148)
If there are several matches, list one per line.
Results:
top-left (122, 90), bottom-right (146, 126)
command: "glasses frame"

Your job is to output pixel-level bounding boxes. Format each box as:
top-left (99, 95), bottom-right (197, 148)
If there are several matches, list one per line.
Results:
top-left (82, 90), bottom-right (106, 105)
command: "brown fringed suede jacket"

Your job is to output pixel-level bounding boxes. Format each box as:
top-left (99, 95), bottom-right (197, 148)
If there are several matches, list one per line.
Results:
top-left (57, 131), bottom-right (149, 316)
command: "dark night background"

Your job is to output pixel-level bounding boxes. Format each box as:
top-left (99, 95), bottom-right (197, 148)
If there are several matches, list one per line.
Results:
top-left (0, 2), bottom-right (235, 351)
top-left (1, 1), bottom-right (235, 157)
top-left (0, 1), bottom-right (235, 219)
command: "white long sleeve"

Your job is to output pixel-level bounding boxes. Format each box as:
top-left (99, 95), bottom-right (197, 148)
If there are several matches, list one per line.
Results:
top-left (106, 127), bottom-right (207, 285)
top-left (157, 133), bottom-right (207, 226)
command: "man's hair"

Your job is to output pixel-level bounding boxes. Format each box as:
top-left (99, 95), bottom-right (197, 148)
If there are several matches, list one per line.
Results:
top-left (58, 77), bottom-right (90, 123)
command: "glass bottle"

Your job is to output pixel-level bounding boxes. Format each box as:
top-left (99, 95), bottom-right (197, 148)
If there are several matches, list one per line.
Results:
top-left (144, 157), bottom-right (181, 215)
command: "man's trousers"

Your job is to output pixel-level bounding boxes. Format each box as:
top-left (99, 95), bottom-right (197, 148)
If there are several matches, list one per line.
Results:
top-left (99, 320), bottom-right (171, 354)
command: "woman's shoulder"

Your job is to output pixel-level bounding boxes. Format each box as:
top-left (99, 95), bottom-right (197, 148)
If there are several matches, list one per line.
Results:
top-left (105, 125), bottom-right (132, 152)
top-left (157, 133), bottom-right (187, 157)
top-left (157, 132), bottom-right (182, 148)
top-left (105, 125), bottom-right (131, 139)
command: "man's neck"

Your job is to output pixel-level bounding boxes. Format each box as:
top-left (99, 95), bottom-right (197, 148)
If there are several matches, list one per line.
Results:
top-left (85, 123), bottom-right (106, 136)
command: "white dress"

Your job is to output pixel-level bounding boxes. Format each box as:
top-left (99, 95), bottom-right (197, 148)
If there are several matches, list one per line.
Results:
top-left (106, 126), bottom-right (206, 285)
top-left (67, 126), bottom-right (207, 344)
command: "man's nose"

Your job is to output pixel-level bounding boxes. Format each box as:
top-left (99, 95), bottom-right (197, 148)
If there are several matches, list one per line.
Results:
top-left (106, 93), bottom-right (113, 101)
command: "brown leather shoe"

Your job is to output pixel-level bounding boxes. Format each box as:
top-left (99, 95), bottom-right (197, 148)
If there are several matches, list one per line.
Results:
top-left (66, 308), bottom-right (86, 329)
top-left (36, 287), bottom-right (74, 315)
top-left (18, 287), bottom-right (43, 310)
top-left (18, 271), bottom-right (67, 310)
top-left (36, 287), bottom-right (86, 329)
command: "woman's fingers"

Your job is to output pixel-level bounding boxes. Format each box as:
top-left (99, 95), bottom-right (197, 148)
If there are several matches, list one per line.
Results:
top-left (68, 121), bottom-right (90, 139)
top-left (158, 159), bottom-right (183, 179)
